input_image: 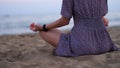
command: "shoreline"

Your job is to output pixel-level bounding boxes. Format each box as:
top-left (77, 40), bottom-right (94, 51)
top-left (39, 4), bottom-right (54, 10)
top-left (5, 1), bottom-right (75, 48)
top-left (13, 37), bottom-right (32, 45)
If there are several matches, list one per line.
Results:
top-left (0, 25), bottom-right (120, 36)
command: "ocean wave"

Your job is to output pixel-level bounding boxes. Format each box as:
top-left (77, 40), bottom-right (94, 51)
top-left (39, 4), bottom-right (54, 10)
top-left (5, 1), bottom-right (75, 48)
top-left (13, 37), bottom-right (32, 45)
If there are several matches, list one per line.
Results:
top-left (0, 13), bottom-right (120, 35)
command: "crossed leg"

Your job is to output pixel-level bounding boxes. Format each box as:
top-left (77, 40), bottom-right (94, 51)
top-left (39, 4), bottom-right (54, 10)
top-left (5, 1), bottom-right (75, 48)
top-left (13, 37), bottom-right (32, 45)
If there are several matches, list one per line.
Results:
top-left (39, 29), bottom-right (61, 48)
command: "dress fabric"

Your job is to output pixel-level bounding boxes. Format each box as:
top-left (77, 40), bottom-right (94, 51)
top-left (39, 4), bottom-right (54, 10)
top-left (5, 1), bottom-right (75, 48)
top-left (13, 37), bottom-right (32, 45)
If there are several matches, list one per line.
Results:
top-left (55, 0), bottom-right (118, 57)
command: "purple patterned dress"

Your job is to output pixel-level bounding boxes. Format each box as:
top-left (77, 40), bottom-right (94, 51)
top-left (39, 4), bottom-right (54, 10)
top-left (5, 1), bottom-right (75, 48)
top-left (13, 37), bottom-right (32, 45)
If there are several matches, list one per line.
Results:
top-left (55, 0), bottom-right (118, 57)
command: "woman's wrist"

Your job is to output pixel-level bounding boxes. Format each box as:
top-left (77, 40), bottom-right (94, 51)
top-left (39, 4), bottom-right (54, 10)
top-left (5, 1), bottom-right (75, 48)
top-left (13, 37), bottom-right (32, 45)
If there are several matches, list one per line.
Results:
top-left (42, 24), bottom-right (48, 32)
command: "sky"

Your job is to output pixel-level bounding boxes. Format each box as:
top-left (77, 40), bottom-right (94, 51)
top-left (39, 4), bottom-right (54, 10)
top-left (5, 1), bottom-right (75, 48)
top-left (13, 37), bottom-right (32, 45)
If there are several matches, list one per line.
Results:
top-left (0, 0), bottom-right (120, 16)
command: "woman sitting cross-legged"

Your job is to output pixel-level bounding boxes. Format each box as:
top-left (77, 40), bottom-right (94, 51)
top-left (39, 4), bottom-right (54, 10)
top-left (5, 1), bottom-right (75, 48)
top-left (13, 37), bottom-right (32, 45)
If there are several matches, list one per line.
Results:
top-left (30, 0), bottom-right (118, 57)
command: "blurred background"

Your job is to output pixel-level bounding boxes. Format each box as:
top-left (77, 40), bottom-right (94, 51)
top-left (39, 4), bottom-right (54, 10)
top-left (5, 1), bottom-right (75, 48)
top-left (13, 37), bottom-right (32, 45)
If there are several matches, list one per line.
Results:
top-left (0, 0), bottom-right (120, 35)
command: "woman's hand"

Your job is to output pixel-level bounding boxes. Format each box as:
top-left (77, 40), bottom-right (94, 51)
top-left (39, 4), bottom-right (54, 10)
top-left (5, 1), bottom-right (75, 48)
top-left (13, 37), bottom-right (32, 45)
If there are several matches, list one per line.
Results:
top-left (30, 22), bottom-right (43, 32)
top-left (103, 17), bottom-right (109, 26)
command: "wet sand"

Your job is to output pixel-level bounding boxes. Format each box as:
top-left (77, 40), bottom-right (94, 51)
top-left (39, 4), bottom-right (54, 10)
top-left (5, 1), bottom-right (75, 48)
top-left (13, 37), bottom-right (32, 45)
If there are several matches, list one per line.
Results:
top-left (0, 27), bottom-right (120, 68)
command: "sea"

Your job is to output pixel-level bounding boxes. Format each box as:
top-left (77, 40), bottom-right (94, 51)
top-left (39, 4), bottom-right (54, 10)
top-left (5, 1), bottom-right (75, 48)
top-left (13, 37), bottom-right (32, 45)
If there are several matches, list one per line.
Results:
top-left (0, 12), bottom-right (120, 35)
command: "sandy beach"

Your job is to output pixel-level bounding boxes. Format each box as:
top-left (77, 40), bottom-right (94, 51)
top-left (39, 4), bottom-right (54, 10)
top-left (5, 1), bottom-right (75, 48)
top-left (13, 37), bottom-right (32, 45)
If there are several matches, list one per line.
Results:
top-left (0, 26), bottom-right (120, 68)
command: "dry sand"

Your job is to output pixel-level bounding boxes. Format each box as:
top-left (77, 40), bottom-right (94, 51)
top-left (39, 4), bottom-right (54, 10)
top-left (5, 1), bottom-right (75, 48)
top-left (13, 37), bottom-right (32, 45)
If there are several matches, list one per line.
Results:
top-left (0, 27), bottom-right (120, 68)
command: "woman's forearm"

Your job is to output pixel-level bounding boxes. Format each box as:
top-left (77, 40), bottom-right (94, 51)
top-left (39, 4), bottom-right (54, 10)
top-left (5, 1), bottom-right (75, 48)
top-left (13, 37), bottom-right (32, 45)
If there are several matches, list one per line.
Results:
top-left (45, 16), bottom-right (70, 29)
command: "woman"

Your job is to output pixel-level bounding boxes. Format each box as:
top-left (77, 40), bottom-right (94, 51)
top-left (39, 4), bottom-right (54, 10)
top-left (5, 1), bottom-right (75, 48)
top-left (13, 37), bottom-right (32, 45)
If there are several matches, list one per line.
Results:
top-left (30, 0), bottom-right (118, 57)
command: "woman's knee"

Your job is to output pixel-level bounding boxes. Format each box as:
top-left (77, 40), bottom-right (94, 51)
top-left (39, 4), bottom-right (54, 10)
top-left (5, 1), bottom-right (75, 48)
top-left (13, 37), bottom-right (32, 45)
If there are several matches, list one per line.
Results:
top-left (39, 29), bottom-right (61, 47)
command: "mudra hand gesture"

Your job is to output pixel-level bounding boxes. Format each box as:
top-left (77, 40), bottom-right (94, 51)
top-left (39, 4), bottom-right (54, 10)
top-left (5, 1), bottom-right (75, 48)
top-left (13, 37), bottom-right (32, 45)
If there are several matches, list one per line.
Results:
top-left (30, 23), bottom-right (43, 32)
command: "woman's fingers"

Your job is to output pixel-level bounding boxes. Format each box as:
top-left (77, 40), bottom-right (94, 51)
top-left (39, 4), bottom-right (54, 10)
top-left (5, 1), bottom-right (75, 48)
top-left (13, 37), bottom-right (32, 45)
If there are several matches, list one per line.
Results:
top-left (30, 23), bottom-right (35, 28)
top-left (102, 17), bottom-right (109, 27)
top-left (30, 23), bottom-right (43, 32)
top-left (104, 19), bottom-right (109, 26)
top-left (30, 23), bottom-right (37, 32)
